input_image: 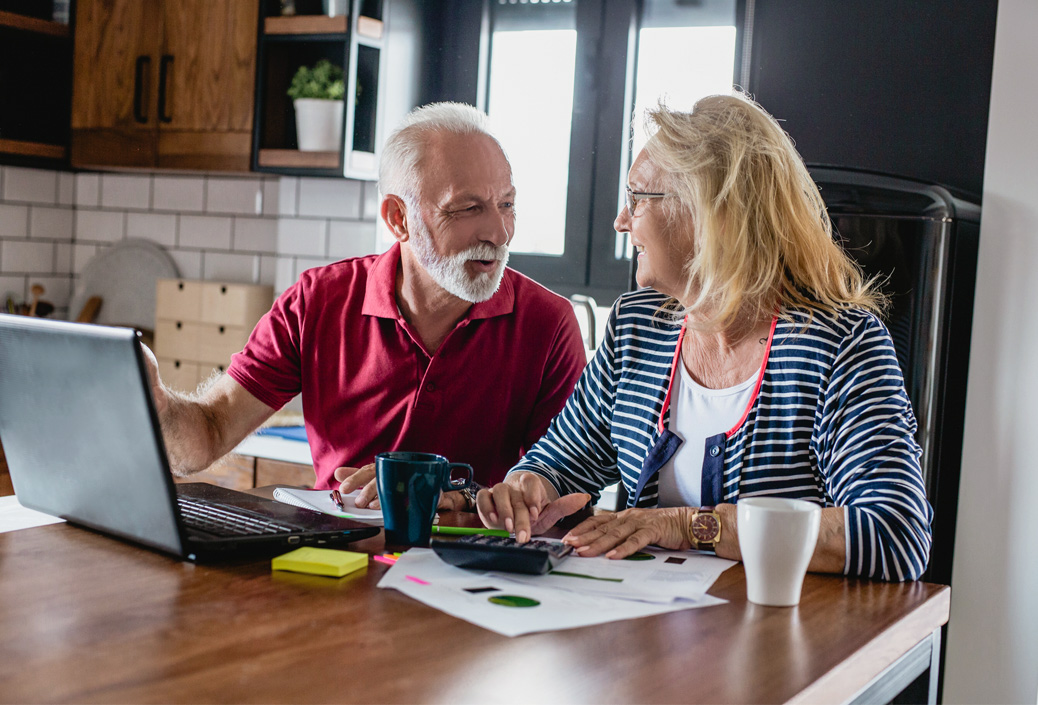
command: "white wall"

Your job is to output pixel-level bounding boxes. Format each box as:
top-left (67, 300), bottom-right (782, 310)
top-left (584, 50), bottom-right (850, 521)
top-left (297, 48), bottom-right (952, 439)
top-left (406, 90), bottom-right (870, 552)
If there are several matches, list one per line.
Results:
top-left (944, 1), bottom-right (1038, 703)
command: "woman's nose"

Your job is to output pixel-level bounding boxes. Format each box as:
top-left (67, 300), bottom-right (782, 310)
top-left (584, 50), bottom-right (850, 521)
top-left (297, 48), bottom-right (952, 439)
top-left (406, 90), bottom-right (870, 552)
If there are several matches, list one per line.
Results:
top-left (614, 205), bottom-right (632, 233)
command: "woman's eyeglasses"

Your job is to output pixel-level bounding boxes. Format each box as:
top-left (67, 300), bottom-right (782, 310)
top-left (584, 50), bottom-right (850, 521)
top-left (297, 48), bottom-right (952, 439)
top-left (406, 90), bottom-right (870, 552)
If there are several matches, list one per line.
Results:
top-left (625, 186), bottom-right (669, 214)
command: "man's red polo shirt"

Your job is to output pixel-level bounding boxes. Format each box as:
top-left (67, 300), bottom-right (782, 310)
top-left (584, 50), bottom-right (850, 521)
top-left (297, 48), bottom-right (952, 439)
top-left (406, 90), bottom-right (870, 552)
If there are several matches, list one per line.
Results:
top-left (227, 244), bottom-right (587, 490)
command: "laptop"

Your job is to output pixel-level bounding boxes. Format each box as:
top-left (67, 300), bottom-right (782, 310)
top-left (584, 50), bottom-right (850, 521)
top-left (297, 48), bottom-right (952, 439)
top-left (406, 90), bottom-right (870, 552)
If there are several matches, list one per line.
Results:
top-left (0, 314), bottom-right (379, 560)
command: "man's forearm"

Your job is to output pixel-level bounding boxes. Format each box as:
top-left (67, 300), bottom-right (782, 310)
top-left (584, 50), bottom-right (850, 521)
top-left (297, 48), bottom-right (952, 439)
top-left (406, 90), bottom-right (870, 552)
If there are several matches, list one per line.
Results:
top-left (159, 391), bottom-right (227, 476)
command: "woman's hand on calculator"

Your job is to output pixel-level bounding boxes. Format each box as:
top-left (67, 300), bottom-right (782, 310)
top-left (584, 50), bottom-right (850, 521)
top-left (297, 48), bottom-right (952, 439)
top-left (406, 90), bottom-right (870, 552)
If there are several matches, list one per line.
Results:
top-left (476, 472), bottom-right (590, 543)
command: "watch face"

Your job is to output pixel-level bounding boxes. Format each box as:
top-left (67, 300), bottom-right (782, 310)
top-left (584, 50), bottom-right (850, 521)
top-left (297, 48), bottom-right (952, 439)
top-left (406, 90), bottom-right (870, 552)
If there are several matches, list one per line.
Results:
top-left (691, 513), bottom-right (720, 543)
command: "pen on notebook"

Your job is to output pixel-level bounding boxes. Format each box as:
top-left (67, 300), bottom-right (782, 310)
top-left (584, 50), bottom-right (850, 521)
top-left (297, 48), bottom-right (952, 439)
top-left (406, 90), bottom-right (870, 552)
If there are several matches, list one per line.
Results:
top-left (431, 526), bottom-right (510, 537)
top-left (330, 490), bottom-right (346, 512)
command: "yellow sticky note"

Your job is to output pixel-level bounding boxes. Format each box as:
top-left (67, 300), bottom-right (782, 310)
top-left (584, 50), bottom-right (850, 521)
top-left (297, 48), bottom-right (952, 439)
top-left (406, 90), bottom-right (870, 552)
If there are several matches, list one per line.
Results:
top-left (272, 547), bottom-right (368, 577)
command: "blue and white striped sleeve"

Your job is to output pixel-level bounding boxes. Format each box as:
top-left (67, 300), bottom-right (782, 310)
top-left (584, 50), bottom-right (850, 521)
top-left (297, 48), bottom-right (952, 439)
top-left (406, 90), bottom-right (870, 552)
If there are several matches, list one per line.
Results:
top-left (814, 313), bottom-right (934, 581)
top-left (507, 301), bottom-right (624, 502)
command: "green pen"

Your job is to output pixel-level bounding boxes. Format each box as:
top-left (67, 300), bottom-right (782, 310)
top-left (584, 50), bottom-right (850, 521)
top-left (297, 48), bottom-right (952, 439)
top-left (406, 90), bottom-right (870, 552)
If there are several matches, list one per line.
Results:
top-left (431, 526), bottom-right (511, 538)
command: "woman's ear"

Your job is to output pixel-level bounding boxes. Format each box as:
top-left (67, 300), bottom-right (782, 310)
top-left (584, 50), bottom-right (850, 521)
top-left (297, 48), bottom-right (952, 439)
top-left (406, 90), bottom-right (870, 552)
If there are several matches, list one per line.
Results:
top-left (381, 195), bottom-right (411, 243)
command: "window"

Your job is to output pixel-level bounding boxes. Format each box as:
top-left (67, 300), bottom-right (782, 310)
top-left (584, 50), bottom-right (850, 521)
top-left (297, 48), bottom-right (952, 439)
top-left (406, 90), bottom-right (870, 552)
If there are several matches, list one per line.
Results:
top-left (486, 1), bottom-right (577, 255)
top-left (480, 0), bottom-right (740, 303)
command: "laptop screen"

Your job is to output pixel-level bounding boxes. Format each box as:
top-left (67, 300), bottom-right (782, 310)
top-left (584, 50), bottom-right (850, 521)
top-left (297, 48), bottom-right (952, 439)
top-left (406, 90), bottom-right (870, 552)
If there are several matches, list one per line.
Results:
top-left (0, 315), bottom-right (185, 556)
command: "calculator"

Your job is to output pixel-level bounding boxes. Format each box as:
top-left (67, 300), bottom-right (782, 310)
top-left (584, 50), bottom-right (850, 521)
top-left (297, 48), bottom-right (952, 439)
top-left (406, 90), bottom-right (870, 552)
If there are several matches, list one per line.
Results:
top-left (430, 534), bottom-right (574, 575)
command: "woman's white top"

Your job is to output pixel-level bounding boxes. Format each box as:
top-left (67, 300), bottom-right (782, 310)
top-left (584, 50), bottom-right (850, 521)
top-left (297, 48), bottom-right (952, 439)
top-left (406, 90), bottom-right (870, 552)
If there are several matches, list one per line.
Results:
top-left (656, 361), bottom-right (757, 508)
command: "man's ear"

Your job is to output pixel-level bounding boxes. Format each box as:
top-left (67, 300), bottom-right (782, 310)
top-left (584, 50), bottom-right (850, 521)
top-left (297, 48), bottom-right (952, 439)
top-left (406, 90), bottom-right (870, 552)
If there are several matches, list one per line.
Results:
top-left (381, 195), bottom-right (411, 243)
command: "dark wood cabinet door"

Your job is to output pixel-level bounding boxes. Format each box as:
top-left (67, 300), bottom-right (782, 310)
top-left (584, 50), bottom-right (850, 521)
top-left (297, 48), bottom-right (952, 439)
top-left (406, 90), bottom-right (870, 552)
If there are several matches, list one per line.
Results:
top-left (71, 0), bottom-right (162, 168)
top-left (70, 0), bottom-right (258, 172)
top-left (158, 0), bottom-right (258, 171)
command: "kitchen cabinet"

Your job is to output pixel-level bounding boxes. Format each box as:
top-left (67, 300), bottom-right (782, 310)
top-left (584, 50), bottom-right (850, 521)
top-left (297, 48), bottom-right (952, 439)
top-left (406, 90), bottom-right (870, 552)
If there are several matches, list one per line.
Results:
top-left (70, 0), bottom-right (259, 172)
top-left (254, 0), bottom-right (418, 179)
top-left (153, 278), bottom-right (273, 393)
top-left (0, 9), bottom-right (73, 165)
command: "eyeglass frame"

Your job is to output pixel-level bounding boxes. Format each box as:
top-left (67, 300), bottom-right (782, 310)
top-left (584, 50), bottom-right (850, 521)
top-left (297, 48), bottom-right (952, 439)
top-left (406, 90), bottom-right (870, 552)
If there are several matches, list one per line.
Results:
top-left (624, 186), bottom-right (670, 214)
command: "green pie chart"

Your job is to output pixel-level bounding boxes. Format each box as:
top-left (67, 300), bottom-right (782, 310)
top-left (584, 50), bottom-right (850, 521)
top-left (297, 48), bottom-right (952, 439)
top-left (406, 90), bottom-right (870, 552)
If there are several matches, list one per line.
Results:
top-left (488, 595), bottom-right (540, 608)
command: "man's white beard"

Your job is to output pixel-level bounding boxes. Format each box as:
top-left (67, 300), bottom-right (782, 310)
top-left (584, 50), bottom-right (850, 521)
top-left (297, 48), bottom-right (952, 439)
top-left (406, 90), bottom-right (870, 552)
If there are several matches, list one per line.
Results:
top-left (409, 221), bottom-right (509, 303)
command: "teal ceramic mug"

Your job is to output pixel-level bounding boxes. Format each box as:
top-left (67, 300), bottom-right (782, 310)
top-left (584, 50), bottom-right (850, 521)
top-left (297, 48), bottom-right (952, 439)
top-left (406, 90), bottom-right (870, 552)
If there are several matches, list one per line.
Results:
top-left (375, 452), bottom-right (473, 547)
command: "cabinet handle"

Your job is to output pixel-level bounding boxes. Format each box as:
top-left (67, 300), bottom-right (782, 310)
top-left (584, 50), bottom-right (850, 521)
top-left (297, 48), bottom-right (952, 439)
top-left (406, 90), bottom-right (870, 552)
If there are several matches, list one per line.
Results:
top-left (158, 55), bottom-right (174, 123)
top-left (133, 55), bottom-right (151, 123)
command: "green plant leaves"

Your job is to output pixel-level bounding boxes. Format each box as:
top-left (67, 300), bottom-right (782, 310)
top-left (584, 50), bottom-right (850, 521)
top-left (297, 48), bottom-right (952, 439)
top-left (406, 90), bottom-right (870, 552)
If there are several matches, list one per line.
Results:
top-left (287, 59), bottom-right (346, 100)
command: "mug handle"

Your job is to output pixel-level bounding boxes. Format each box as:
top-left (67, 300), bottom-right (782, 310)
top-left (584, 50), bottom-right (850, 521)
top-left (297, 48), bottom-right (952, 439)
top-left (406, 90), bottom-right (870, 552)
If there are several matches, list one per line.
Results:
top-left (443, 463), bottom-right (473, 492)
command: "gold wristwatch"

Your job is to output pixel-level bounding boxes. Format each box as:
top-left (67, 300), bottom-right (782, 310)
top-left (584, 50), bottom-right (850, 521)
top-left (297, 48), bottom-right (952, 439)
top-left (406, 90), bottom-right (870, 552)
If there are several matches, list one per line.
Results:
top-left (688, 506), bottom-right (721, 552)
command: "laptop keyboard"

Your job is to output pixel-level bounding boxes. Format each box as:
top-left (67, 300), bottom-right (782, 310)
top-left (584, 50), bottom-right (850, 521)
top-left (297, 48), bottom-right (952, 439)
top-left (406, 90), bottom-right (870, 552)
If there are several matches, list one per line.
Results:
top-left (177, 496), bottom-right (305, 537)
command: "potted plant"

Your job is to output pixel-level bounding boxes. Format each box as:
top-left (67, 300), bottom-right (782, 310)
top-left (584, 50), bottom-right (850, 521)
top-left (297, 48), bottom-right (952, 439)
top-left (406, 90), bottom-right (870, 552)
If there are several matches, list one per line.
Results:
top-left (287, 59), bottom-right (346, 152)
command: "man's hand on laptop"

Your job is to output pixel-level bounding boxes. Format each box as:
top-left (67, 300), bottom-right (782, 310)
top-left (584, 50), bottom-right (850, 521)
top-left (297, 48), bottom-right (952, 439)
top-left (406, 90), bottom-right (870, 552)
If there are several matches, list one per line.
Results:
top-left (333, 463), bottom-right (470, 511)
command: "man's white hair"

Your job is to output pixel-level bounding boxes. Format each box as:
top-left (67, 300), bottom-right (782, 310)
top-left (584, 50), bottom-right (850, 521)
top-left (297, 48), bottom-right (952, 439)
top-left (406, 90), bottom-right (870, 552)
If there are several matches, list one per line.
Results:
top-left (378, 102), bottom-right (508, 205)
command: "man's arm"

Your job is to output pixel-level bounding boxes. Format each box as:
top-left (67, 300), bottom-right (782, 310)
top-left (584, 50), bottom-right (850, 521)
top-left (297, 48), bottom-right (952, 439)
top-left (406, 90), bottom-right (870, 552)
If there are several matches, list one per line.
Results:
top-left (142, 345), bottom-right (276, 476)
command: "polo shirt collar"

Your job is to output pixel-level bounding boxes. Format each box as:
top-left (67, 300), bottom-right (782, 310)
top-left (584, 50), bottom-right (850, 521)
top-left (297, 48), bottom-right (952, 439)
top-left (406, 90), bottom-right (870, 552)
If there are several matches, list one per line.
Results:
top-left (361, 242), bottom-right (515, 321)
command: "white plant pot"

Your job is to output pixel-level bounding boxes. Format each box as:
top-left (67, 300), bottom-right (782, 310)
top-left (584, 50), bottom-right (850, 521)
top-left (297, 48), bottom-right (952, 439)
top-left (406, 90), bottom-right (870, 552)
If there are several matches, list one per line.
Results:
top-left (293, 98), bottom-right (344, 152)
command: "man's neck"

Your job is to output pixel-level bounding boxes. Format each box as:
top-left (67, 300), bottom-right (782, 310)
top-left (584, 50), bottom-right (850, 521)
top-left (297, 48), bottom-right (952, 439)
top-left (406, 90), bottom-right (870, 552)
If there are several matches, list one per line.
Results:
top-left (395, 246), bottom-right (473, 355)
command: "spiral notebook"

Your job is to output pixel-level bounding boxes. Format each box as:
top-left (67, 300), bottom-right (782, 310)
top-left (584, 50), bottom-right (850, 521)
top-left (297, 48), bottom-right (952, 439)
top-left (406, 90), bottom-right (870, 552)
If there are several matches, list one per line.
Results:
top-left (273, 488), bottom-right (385, 526)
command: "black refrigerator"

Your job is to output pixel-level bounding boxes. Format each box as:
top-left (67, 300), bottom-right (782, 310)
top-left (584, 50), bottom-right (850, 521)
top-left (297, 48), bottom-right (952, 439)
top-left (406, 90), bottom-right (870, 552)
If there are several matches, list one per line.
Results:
top-left (810, 166), bottom-right (980, 586)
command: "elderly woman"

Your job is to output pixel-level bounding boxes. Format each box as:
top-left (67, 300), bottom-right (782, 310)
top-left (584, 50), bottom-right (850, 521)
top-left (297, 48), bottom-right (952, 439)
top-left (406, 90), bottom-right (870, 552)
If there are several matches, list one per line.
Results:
top-left (477, 92), bottom-right (932, 582)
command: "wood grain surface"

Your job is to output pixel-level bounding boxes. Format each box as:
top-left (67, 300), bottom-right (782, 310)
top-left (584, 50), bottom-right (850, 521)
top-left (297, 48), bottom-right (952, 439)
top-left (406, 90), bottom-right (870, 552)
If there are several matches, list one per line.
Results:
top-left (0, 518), bottom-right (949, 704)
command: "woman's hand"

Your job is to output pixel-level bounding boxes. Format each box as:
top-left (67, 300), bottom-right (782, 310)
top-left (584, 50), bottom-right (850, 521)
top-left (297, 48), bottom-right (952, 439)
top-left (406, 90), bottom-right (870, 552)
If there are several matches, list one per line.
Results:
top-left (561, 507), bottom-right (694, 559)
top-left (476, 472), bottom-right (590, 543)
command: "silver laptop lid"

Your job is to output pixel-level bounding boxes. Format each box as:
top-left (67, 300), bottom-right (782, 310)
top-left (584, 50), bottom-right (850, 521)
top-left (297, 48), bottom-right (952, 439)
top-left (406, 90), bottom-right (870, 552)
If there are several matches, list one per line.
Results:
top-left (0, 314), bottom-right (185, 556)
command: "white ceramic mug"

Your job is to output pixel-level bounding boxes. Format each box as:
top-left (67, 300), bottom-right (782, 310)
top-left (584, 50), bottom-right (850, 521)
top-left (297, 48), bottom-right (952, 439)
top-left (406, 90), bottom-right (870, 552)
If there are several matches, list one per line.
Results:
top-left (737, 497), bottom-right (822, 606)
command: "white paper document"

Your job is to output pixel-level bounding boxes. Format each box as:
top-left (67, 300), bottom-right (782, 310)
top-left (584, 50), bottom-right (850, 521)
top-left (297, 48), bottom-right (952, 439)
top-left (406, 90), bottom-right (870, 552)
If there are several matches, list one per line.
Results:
top-left (272, 487), bottom-right (384, 525)
top-left (0, 495), bottom-right (65, 533)
top-left (490, 546), bottom-right (737, 603)
top-left (377, 549), bottom-right (727, 637)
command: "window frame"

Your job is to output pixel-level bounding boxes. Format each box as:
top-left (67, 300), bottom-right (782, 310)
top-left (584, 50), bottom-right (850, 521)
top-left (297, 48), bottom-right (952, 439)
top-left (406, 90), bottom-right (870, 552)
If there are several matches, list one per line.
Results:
top-left (468, 0), bottom-right (750, 303)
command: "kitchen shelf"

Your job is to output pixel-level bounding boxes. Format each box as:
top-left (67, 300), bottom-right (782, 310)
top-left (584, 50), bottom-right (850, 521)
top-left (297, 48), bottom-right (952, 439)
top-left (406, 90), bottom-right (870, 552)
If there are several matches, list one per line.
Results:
top-left (0, 9), bottom-right (70, 38)
top-left (0, 139), bottom-right (66, 160)
top-left (264, 14), bottom-right (347, 35)
top-left (257, 148), bottom-right (339, 169)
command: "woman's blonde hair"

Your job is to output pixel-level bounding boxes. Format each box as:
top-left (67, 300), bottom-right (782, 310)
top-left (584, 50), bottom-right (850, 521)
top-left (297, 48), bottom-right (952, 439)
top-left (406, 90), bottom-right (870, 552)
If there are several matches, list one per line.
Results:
top-left (643, 91), bottom-right (886, 329)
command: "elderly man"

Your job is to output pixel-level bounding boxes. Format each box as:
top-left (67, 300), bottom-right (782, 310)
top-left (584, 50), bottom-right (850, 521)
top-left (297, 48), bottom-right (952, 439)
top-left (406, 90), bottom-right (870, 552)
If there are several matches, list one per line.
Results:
top-left (145, 102), bottom-right (586, 511)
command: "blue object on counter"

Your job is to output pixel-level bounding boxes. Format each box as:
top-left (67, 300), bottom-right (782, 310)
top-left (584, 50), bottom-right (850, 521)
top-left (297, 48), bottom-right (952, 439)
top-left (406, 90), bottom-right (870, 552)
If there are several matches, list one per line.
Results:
top-left (255, 426), bottom-right (308, 442)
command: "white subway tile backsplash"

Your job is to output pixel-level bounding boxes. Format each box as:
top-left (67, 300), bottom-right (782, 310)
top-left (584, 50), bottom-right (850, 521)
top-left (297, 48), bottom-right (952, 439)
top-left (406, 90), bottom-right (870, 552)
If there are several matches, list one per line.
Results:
top-left (362, 181), bottom-right (380, 221)
top-left (72, 244), bottom-right (98, 274)
top-left (101, 174), bottom-right (151, 209)
top-left (57, 172), bottom-right (74, 206)
top-left (74, 173), bottom-right (101, 207)
top-left (258, 254), bottom-right (278, 288)
top-left (206, 177), bottom-right (264, 216)
top-left (1, 240), bottom-right (55, 273)
top-left (297, 178), bottom-right (362, 219)
top-left (1, 167), bottom-right (57, 204)
top-left (262, 179), bottom-right (281, 217)
top-left (2, 170), bottom-right (391, 311)
top-left (0, 275), bottom-right (25, 301)
top-left (153, 176), bottom-right (205, 212)
top-left (55, 243), bottom-right (72, 273)
top-left (168, 249), bottom-right (202, 279)
top-left (127, 212), bottom-right (177, 248)
top-left (0, 204), bottom-right (29, 238)
top-left (276, 218), bottom-right (326, 256)
top-left (278, 177), bottom-right (299, 217)
top-left (75, 210), bottom-right (125, 243)
top-left (178, 215), bottom-right (232, 250)
top-left (274, 256), bottom-right (296, 293)
top-left (328, 220), bottom-right (378, 260)
top-left (29, 207), bottom-right (74, 241)
top-left (203, 252), bottom-right (260, 282)
top-left (233, 217), bottom-right (278, 253)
